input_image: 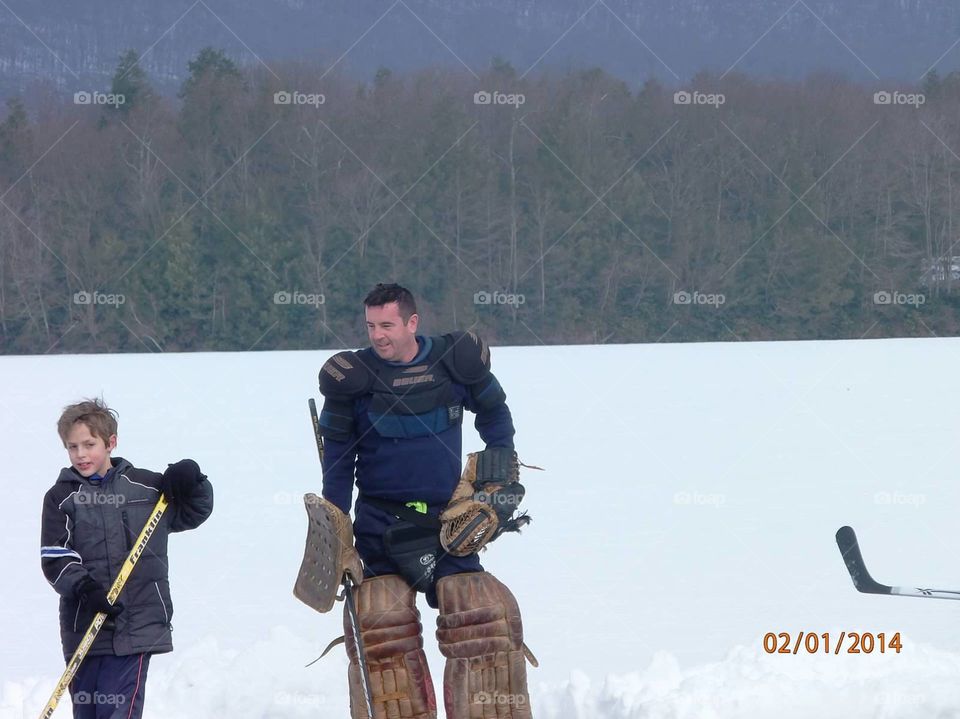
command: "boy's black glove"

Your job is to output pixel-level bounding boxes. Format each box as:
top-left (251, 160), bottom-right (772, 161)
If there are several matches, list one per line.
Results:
top-left (162, 458), bottom-right (206, 502)
top-left (75, 576), bottom-right (123, 616)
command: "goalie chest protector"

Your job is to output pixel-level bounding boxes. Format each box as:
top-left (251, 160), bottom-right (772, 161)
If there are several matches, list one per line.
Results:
top-left (359, 336), bottom-right (464, 439)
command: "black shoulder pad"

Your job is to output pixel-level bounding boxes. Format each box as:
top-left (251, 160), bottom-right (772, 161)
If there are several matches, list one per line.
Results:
top-left (318, 351), bottom-right (373, 401)
top-left (318, 398), bottom-right (356, 442)
top-left (440, 330), bottom-right (491, 385)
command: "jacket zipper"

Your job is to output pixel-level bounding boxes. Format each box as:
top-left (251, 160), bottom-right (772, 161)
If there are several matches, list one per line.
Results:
top-left (122, 510), bottom-right (133, 551)
top-left (155, 582), bottom-right (170, 624)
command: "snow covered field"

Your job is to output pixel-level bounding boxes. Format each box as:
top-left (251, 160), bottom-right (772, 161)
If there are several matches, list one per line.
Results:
top-left (3, 337), bottom-right (960, 717)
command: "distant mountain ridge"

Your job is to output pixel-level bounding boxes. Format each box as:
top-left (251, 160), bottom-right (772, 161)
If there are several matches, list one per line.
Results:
top-left (0, 1), bottom-right (956, 98)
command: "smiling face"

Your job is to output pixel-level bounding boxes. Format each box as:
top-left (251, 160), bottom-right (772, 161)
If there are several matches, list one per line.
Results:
top-left (365, 301), bottom-right (419, 362)
top-left (64, 422), bottom-right (116, 478)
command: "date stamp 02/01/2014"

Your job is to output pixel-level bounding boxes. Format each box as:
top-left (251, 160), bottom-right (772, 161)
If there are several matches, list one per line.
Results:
top-left (763, 631), bottom-right (902, 655)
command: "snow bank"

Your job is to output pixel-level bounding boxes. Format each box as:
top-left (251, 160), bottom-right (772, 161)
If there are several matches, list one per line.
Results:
top-left (6, 631), bottom-right (959, 718)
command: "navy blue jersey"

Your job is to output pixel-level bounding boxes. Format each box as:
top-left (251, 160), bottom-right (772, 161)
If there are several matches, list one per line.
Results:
top-left (319, 335), bottom-right (515, 513)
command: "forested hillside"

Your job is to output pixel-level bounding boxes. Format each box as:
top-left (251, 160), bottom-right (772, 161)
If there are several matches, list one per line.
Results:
top-left (1, 51), bottom-right (957, 352)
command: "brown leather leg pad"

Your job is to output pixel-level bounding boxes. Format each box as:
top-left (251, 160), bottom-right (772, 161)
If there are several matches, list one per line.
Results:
top-left (344, 574), bottom-right (437, 719)
top-left (436, 572), bottom-right (532, 719)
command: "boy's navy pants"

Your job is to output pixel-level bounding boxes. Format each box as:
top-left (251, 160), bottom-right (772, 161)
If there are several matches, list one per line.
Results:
top-left (69, 653), bottom-right (150, 719)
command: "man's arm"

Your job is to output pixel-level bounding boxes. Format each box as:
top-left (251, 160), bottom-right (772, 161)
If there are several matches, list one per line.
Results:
top-left (317, 351), bottom-right (369, 513)
top-left (440, 330), bottom-right (516, 449)
top-left (466, 372), bottom-right (515, 449)
top-left (319, 398), bottom-right (358, 513)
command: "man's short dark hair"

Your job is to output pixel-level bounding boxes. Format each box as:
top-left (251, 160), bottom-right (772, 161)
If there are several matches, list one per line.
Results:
top-left (364, 283), bottom-right (418, 322)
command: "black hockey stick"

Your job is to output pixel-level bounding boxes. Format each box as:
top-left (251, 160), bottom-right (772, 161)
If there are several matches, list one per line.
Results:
top-left (308, 398), bottom-right (324, 463)
top-left (836, 525), bottom-right (960, 600)
top-left (307, 398), bottom-right (375, 716)
top-left (342, 576), bottom-right (374, 718)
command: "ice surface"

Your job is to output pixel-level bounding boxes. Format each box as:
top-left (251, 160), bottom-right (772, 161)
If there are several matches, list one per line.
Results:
top-left (3, 338), bottom-right (960, 717)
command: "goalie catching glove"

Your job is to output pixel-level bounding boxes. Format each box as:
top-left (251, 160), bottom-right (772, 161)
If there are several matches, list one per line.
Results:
top-left (440, 447), bottom-right (535, 556)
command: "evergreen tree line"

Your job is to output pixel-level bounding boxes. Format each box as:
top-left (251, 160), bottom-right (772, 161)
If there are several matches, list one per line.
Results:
top-left (1, 49), bottom-right (959, 354)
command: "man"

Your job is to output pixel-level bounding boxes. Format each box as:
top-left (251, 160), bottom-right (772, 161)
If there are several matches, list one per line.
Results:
top-left (317, 283), bottom-right (534, 719)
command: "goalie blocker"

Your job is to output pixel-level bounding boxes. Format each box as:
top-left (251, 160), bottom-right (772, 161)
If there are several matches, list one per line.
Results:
top-left (294, 493), bottom-right (363, 613)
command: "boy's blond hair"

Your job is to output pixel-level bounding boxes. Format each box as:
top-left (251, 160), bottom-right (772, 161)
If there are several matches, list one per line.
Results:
top-left (57, 398), bottom-right (118, 446)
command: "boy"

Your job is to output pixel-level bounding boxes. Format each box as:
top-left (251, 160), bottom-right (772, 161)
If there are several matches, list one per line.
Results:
top-left (40, 398), bottom-right (213, 719)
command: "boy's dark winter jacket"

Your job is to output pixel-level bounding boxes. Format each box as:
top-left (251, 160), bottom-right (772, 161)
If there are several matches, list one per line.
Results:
top-left (40, 457), bottom-right (213, 659)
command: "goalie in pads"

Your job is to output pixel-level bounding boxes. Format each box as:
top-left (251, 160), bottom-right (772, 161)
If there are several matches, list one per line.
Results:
top-left (299, 284), bottom-right (536, 719)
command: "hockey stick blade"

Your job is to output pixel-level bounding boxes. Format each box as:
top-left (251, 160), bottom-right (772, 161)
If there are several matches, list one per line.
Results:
top-left (836, 525), bottom-right (960, 601)
top-left (836, 525), bottom-right (891, 595)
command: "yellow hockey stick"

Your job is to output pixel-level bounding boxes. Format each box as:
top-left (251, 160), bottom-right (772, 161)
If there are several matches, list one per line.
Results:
top-left (38, 494), bottom-right (169, 719)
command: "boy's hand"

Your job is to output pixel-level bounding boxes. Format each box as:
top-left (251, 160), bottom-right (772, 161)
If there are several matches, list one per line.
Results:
top-left (75, 576), bottom-right (124, 616)
top-left (162, 458), bottom-right (207, 501)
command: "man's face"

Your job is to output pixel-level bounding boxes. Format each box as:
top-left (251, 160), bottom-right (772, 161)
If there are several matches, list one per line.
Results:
top-left (65, 422), bottom-right (116, 478)
top-left (366, 302), bottom-right (419, 362)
